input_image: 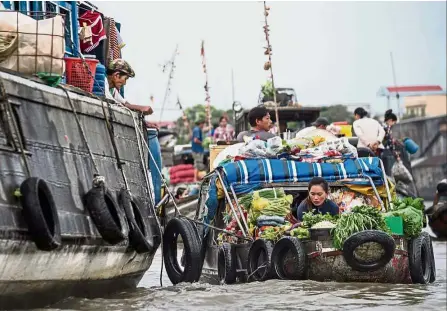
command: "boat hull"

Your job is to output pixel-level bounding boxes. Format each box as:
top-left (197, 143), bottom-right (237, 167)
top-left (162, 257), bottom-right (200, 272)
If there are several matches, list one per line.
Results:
top-left (199, 236), bottom-right (412, 284)
top-left (0, 69), bottom-right (160, 307)
top-left (0, 239), bottom-right (153, 308)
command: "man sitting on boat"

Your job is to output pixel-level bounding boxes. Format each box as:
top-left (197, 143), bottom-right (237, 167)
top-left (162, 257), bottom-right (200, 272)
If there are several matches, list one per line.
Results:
top-left (295, 117), bottom-right (337, 138)
top-left (293, 177), bottom-right (339, 221)
top-left (105, 59), bottom-right (153, 115)
top-left (236, 106), bottom-right (276, 142)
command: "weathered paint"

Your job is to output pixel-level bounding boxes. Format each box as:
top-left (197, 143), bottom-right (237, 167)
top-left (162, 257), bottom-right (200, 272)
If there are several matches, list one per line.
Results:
top-left (0, 69), bottom-right (160, 303)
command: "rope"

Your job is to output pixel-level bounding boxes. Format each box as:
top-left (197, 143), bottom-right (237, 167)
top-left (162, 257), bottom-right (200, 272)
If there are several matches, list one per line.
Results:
top-left (99, 98), bottom-right (129, 190)
top-left (59, 85), bottom-right (100, 176)
top-left (247, 262), bottom-right (268, 280)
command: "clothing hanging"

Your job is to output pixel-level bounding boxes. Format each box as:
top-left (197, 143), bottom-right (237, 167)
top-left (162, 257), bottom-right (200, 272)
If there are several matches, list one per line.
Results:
top-left (78, 11), bottom-right (107, 53)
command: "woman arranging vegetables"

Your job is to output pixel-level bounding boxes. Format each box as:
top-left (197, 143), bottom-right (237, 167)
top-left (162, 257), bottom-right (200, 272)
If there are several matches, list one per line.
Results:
top-left (294, 177), bottom-right (339, 221)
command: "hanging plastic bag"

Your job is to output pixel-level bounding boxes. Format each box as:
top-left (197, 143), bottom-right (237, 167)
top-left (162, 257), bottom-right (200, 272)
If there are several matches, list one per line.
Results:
top-left (391, 159), bottom-right (413, 184)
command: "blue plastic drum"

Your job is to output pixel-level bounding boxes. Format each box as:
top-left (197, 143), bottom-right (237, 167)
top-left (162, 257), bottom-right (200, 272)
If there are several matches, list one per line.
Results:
top-left (403, 138), bottom-right (419, 154)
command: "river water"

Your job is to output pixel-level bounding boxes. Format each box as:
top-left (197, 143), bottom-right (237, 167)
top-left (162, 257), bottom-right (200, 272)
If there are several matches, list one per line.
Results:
top-left (45, 232), bottom-right (446, 311)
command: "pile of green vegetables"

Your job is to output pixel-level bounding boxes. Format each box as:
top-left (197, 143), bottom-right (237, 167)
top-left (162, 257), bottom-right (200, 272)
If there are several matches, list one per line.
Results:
top-left (332, 205), bottom-right (390, 250)
top-left (242, 188), bottom-right (293, 226)
top-left (301, 211), bottom-right (338, 229)
top-left (384, 197), bottom-right (425, 238)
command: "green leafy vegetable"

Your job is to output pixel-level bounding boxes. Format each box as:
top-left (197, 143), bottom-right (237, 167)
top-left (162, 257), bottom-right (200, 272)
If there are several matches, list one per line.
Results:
top-left (301, 211), bottom-right (337, 229)
top-left (332, 205), bottom-right (390, 250)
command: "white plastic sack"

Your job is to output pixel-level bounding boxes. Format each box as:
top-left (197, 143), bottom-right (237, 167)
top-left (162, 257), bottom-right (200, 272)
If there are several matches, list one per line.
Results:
top-left (0, 5), bottom-right (65, 75)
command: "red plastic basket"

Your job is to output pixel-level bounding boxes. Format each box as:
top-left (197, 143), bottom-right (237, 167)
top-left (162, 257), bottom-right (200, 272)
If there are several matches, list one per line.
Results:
top-left (64, 57), bottom-right (99, 92)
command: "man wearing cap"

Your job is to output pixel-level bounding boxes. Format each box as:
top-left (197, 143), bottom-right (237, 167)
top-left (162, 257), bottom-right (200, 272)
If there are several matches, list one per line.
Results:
top-left (295, 117), bottom-right (332, 138)
top-left (105, 59), bottom-right (153, 115)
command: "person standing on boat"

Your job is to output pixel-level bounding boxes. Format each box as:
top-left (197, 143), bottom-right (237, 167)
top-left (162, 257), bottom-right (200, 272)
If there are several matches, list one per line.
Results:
top-left (213, 116), bottom-right (235, 142)
top-left (236, 106), bottom-right (276, 142)
top-left (191, 119), bottom-right (206, 182)
top-left (294, 177), bottom-right (339, 221)
top-left (383, 109), bottom-right (398, 152)
top-left (352, 107), bottom-right (385, 154)
top-left (105, 59), bottom-right (153, 115)
top-left (105, 59), bottom-right (162, 206)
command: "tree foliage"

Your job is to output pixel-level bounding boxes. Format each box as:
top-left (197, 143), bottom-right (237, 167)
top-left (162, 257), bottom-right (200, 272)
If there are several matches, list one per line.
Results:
top-left (319, 104), bottom-right (354, 123)
top-left (175, 104), bottom-right (233, 144)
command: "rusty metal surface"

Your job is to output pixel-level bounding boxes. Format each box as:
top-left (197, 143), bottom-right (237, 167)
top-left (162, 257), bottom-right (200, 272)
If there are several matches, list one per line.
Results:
top-left (305, 237), bottom-right (412, 284)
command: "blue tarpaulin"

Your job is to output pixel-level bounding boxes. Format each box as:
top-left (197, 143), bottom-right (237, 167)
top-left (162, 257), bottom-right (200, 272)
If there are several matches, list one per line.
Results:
top-left (219, 157), bottom-right (385, 194)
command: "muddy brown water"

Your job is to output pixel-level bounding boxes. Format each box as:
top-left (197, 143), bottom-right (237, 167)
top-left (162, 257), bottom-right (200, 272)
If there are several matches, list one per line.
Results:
top-left (40, 234), bottom-right (446, 311)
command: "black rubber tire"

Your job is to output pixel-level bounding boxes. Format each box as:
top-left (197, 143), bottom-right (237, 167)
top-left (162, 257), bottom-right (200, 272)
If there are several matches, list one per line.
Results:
top-left (421, 232), bottom-right (436, 283)
top-left (217, 243), bottom-right (237, 284)
top-left (342, 230), bottom-right (395, 272)
top-left (84, 186), bottom-right (126, 245)
top-left (409, 232), bottom-right (432, 284)
top-left (19, 177), bottom-right (61, 251)
top-left (247, 239), bottom-right (275, 282)
top-left (119, 189), bottom-right (156, 254)
top-left (163, 218), bottom-right (201, 285)
top-left (271, 236), bottom-right (307, 280)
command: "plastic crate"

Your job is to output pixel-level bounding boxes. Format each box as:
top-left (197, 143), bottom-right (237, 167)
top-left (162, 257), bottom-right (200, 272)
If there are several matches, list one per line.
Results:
top-left (385, 216), bottom-right (404, 236)
top-left (64, 57), bottom-right (99, 92)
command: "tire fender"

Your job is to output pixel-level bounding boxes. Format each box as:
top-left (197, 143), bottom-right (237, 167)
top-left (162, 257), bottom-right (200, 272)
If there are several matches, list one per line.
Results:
top-left (247, 239), bottom-right (275, 282)
top-left (84, 186), bottom-right (127, 245)
top-left (409, 232), bottom-right (433, 284)
top-left (217, 243), bottom-right (237, 284)
top-left (19, 177), bottom-right (61, 251)
top-left (342, 230), bottom-right (395, 272)
top-left (119, 189), bottom-right (158, 254)
top-left (162, 218), bottom-right (201, 284)
top-left (271, 236), bottom-right (307, 280)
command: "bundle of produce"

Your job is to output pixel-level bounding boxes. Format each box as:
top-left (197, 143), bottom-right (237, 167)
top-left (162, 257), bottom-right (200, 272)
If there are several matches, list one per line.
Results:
top-left (289, 227), bottom-right (310, 239)
top-left (257, 215), bottom-right (285, 227)
top-left (312, 221), bottom-right (336, 229)
top-left (301, 211), bottom-right (338, 229)
top-left (384, 197), bottom-right (424, 238)
top-left (332, 205), bottom-right (390, 249)
top-left (169, 164), bottom-right (195, 184)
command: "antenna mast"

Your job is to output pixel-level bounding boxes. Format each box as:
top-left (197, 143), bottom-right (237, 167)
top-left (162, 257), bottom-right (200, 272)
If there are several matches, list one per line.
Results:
top-left (262, 1), bottom-right (280, 134)
top-left (159, 45), bottom-right (179, 122)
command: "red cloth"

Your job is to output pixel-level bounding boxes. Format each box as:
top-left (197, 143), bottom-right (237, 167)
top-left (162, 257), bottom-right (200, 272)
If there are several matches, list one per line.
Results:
top-left (170, 170), bottom-right (195, 179)
top-left (169, 164), bottom-right (194, 175)
top-left (170, 177), bottom-right (195, 185)
top-left (78, 11), bottom-right (107, 53)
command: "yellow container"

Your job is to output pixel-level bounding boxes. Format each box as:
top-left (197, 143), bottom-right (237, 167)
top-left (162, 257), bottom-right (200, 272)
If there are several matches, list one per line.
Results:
top-left (209, 144), bottom-right (229, 170)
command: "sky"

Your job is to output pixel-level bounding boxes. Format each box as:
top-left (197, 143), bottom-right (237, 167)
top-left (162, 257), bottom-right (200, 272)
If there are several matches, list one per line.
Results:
top-left (96, 1), bottom-right (447, 122)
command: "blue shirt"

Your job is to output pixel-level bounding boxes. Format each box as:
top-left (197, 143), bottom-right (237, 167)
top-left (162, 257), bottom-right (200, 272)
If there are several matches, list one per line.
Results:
top-left (191, 126), bottom-right (204, 153)
top-left (296, 199), bottom-right (339, 221)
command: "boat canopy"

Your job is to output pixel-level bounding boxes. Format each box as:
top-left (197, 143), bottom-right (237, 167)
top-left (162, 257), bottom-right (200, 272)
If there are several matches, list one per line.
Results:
top-left (218, 157), bottom-right (385, 194)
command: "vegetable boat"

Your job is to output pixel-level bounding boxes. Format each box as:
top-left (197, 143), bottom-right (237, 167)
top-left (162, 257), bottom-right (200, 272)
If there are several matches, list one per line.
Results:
top-left (162, 156), bottom-right (435, 285)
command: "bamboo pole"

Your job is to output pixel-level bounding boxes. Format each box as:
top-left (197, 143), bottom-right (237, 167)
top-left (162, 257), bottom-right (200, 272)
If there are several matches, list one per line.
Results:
top-left (263, 1), bottom-right (280, 134)
top-left (200, 40), bottom-right (212, 130)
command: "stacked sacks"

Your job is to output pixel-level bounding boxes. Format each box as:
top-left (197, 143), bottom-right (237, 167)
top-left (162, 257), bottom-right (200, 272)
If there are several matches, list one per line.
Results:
top-left (169, 164), bottom-right (195, 184)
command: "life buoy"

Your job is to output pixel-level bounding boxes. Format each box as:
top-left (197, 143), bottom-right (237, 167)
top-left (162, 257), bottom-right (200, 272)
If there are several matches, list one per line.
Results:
top-left (217, 243), bottom-right (237, 284)
top-left (19, 177), bottom-right (61, 251)
top-left (119, 189), bottom-right (158, 254)
top-left (408, 232), bottom-right (433, 284)
top-left (247, 239), bottom-right (275, 282)
top-left (342, 230), bottom-right (395, 272)
top-left (163, 218), bottom-right (201, 284)
top-left (84, 186), bottom-right (127, 245)
top-left (271, 236), bottom-right (307, 280)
